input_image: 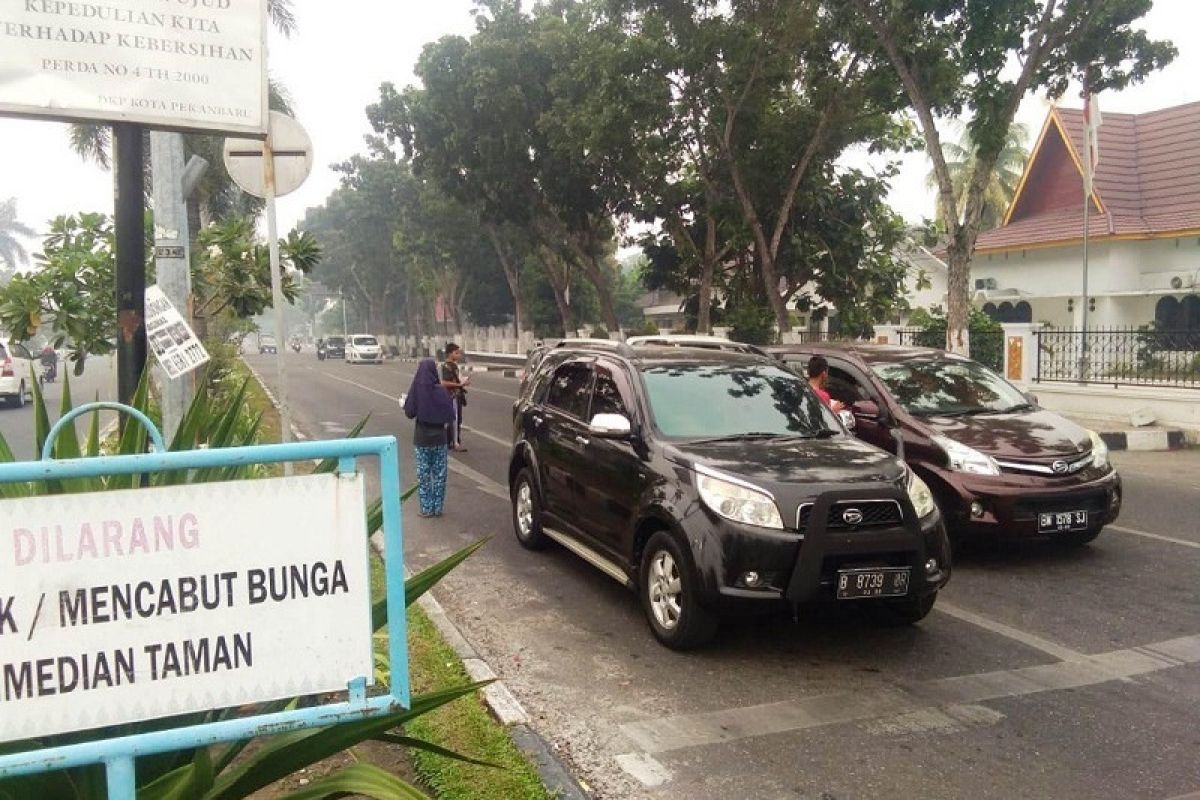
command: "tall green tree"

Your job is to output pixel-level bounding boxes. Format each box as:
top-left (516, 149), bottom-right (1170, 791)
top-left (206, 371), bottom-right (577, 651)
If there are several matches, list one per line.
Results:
top-left (852, 0), bottom-right (1175, 353)
top-left (927, 122), bottom-right (1030, 231)
top-left (0, 198), bottom-right (35, 274)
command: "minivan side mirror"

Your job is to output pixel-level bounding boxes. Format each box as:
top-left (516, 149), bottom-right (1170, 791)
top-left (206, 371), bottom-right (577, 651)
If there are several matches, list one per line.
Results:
top-left (590, 413), bottom-right (633, 438)
top-left (851, 399), bottom-right (882, 420)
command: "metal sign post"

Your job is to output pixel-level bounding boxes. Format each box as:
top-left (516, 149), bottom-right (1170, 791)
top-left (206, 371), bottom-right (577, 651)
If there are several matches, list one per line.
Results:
top-left (223, 113), bottom-right (315, 470)
top-left (0, 404), bottom-right (408, 800)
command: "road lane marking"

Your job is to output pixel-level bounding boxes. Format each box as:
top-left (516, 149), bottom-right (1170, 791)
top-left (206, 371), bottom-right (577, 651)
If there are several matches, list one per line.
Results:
top-left (935, 601), bottom-right (1089, 662)
top-left (462, 424), bottom-right (511, 449)
top-left (617, 632), bottom-right (1200, 755)
top-left (447, 458), bottom-right (509, 501)
top-left (614, 753), bottom-right (672, 787)
top-left (1109, 524), bottom-right (1200, 550)
top-left (313, 366), bottom-right (516, 401)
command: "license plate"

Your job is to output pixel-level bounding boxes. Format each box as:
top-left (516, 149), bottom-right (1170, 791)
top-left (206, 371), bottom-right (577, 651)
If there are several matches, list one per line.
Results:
top-left (836, 567), bottom-right (911, 600)
top-left (1038, 510), bottom-right (1089, 533)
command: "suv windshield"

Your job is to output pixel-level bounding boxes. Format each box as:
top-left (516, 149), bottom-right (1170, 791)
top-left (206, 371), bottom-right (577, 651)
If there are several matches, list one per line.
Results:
top-left (351, 336), bottom-right (378, 346)
top-left (871, 357), bottom-right (1030, 416)
top-left (642, 363), bottom-right (835, 439)
top-left (326, 337), bottom-right (345, 346)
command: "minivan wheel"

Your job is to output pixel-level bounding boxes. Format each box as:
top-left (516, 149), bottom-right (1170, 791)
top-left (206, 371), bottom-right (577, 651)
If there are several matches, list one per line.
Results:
top-left (11, 382), bottom-right (26, 409)
top-left (871, 591), bottom-right (937, 627)
top-left (639, 532), bottom-right (718, 649)
top-left (511, 469), bottom-right (548, 550)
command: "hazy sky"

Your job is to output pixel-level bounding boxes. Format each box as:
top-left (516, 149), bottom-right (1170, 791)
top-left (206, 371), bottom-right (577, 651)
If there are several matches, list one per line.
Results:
top-left (1, 0), bottom-right (1196, 255)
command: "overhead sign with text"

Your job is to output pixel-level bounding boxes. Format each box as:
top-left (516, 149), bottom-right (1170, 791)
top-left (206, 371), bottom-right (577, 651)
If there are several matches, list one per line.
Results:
top-left (0, 0), bottom-right (267, 134)
top-left (0, 473), bottom-right (372, 742)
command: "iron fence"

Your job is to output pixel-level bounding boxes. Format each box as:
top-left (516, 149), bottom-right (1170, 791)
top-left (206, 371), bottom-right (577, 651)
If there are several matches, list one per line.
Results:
top-left (1034, 327), bottom-right (1200, 388)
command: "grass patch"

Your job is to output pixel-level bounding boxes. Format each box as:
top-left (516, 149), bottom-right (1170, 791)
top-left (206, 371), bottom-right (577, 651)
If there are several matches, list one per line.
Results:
top-left (369, 556), bottom-right (553, 800)
top-left (228, 357), bottom-right (282, 445)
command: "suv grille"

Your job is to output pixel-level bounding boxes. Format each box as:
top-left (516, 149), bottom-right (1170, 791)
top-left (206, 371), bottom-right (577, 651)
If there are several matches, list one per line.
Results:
top-left (797, 499), bottom-right (903, 533)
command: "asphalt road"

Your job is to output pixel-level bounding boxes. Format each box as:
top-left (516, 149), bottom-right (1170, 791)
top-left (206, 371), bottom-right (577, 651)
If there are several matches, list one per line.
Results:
top-left (0, 355), bottom-right (116, 459)
top-left (248, 352), bottom-right (1200, 800)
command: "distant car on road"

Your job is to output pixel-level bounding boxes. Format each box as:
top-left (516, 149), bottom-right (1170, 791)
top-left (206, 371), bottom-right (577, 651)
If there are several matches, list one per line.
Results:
top-left (0, 342), bottom-right (36, 409)
top-left (768, 343), bottom-right (1122, 545)
top-left (346, 335), bottom-right (383, 365)
top-left (509, 342), bottom-right (950, 649)
top-left (258, 335), bottom-right (278, 355)
top-left (317, 336), bottom-right (346, 360)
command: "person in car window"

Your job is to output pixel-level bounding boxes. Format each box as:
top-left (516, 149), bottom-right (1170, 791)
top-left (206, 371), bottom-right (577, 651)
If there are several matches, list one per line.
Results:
top-left (403, 358), bottom-right (454, 518)
top-left (807, 355), bottom-right (845, 413)
top-left (441, 343), bottom-right (470, 452)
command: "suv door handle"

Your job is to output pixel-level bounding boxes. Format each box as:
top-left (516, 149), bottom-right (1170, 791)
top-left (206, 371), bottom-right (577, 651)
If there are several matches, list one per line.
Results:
top-left (575, 435), bottom-right (590, 446)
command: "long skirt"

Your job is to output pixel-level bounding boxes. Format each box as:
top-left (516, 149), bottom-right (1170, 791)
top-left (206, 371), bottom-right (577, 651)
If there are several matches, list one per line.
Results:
top-left (414, 445), bottom-right (449, 515)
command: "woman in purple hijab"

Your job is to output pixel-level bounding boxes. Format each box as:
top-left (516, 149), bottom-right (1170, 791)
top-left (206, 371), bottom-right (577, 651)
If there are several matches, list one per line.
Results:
top-left (403, 358), bottom-right (455, 517)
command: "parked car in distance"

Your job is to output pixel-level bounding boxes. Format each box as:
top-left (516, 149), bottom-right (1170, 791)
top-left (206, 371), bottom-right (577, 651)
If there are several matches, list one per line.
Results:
top-left (509, 343), bottom-right (951, 649)
top-left (258, 335), bottom-right (278, 355)
top-left (317, 336), bottom-right (346, 360)
top-left (627, 333), bottom-right (766, 356)
top-left (0, 342), bottom-right (36, 408)
top-left (767, 343), bottom-right (1122, 546)
top-left (346, 334), bottom-right (384, 364)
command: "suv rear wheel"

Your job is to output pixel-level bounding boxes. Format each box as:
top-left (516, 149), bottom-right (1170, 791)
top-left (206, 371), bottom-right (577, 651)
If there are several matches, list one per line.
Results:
top-left (511, 468), bottom-right (548, 550)
top-left (640, 531), bottom-right (718, 649)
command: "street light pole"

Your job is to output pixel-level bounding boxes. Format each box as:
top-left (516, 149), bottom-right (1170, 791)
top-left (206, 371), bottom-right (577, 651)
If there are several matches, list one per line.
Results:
top-left (114, 123), bottom-right (147, 412)
top-left (341, 290), bottom-right (349, 336)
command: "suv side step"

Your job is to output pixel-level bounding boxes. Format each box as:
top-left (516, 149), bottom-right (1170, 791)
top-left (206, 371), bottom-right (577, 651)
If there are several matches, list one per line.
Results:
top-left (543, 528), bottom-right (634, 588)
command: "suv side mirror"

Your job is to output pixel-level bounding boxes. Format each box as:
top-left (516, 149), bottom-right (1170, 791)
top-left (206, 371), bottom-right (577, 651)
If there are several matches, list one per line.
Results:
top-left (590, 413), bottom-right (633, 438)
top-left (851, 399), bottom-right (882, 421)
top-left (838, 409), bottom-right (857, 431)
top-left (1024, 391), bottom-right (1039, 406)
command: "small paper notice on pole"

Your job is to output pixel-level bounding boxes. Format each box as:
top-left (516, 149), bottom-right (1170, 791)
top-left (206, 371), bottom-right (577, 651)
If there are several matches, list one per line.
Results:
top-left (145, 285), bottom-right (209, 380)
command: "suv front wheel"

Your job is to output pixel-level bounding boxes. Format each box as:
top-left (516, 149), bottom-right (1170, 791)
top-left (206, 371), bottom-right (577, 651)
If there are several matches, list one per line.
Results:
top-left (640, 531), bottom-right (718, 649)
top-left (511, 468), bottom-right (549, 550)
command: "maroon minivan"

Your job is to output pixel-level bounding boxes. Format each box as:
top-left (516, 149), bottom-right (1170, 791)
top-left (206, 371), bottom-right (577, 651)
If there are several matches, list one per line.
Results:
top-left (769, 344), bottom-right (1122, 545)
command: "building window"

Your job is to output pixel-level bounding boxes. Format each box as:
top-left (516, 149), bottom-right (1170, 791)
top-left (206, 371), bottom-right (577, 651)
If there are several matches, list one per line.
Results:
top-left (982, 302), bottom-right (998, 320)
top-left (983, 300), bottom-right (1032, 324)
top-left (1014, 301), bottom-right (1033, 323)
top-left (1156, 295), bottom-right (1200, 332)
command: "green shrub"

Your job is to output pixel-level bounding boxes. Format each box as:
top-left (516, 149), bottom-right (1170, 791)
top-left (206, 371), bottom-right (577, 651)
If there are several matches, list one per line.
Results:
top-left (589, 325), bottom-right (610, 339)
top-left (909, 308), bottom-right (1003, 371)
top-left (727, 304), bottom-right (776, 345)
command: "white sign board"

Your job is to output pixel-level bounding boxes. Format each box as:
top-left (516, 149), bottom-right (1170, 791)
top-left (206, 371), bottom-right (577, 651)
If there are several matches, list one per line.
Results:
top-left (223, 111), bottom-right (314, 198)
top-left (145, 284), bottom-right (209, 379)
top-left (0, 473), bottom-right (372, 742)
top-left (0, 0), bottom-right (267, 135)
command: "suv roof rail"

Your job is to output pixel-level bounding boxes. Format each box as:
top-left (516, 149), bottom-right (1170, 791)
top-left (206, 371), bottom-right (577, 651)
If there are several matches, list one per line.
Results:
top-left (553, 338), bottom-right (636, 358)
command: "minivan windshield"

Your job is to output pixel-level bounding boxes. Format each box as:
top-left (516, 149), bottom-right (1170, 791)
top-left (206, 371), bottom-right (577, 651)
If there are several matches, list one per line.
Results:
top-left (351, 336), bottom-right (379, 346)
top-left (871, 357), bottom-right (1031, 417)
top-left (642, 364), bottom-right (837, 439)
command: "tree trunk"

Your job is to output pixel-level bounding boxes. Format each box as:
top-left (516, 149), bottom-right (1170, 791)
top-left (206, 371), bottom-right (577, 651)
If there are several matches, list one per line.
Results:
top-left (697, 210), bottom-right (719, 333)
top-left (485, 223), bottom-right (524, 338)
top-left (537, 249), bottom-right (575, 337)
top-left (568, 242), bottom-right (621, 336)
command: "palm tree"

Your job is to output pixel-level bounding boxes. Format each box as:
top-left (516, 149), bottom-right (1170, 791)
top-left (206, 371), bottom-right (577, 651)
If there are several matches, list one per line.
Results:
top-left (927, 122), bottom-right (1030, 231)
top-left (0, 198), bottom-right (36, 274)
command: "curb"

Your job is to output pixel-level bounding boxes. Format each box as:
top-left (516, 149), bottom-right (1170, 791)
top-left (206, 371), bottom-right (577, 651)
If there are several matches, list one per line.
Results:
top-left (240, 358), bottom-right (309, 442)
top-left (1098, 429), bottom-right (1186, 451)
top-left (368, 535), bottom-right (590, 800)
top-left (243, 358), bottom-right (588, 799)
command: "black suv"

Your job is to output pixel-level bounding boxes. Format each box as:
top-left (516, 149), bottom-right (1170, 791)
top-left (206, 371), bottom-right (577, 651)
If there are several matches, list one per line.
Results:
top-left (508, 344), bottom-right (951, 649)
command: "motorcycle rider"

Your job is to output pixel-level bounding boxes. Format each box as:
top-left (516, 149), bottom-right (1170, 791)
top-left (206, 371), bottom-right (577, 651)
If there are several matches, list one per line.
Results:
top-left (40, 344), bottom-right (58, 382)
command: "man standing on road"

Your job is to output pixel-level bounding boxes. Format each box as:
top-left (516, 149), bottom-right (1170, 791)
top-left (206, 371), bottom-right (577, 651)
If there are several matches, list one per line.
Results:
top-left (807, 355), bottom-right (845, 413)
top-left (441, 343), bottom-right (469, 452)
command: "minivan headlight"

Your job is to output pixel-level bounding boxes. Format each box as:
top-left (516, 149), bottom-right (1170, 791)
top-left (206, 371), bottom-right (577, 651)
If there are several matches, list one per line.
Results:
top-left (932, 435), bottom-right (1001, 476)
top-left (1088, 430), bottom-right (1109, 470)
top-left (695, 467), bottom-right (784, 530)
top-left (906, 470), bottom-right (937, 518)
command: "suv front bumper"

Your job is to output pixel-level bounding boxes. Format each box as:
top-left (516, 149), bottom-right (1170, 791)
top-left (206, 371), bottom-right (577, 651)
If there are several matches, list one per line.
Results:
top-left (683, 488), bottom-right (951, 612)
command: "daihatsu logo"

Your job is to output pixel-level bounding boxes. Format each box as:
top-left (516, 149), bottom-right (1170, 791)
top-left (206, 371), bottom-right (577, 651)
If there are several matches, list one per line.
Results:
top-left (1052, 460), bottom-right (1069, 474)
top-left (842, 508), bottom-right (865, 526)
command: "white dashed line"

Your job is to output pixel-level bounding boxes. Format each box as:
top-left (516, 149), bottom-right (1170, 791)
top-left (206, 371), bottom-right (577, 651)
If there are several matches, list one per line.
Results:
top-left (1109, 524), bottom-right (1200, 550)
top-left (935, 601), bottom-right (1089, 662)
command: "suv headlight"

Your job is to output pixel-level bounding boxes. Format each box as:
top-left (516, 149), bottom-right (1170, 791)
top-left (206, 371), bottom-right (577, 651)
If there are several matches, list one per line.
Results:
top-left (1088, 430), bottom-right (1109, 470)
top-left (695, 466), bottom-right (784, 530)
top-left (932, 435), bottom-right (1001, 476)
top-left (906, 470), bottom-right (937, 518)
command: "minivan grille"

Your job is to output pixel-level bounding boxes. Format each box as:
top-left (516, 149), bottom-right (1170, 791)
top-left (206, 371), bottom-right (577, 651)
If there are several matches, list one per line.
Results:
top-left (797, 499), bottom-right (903, 533)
